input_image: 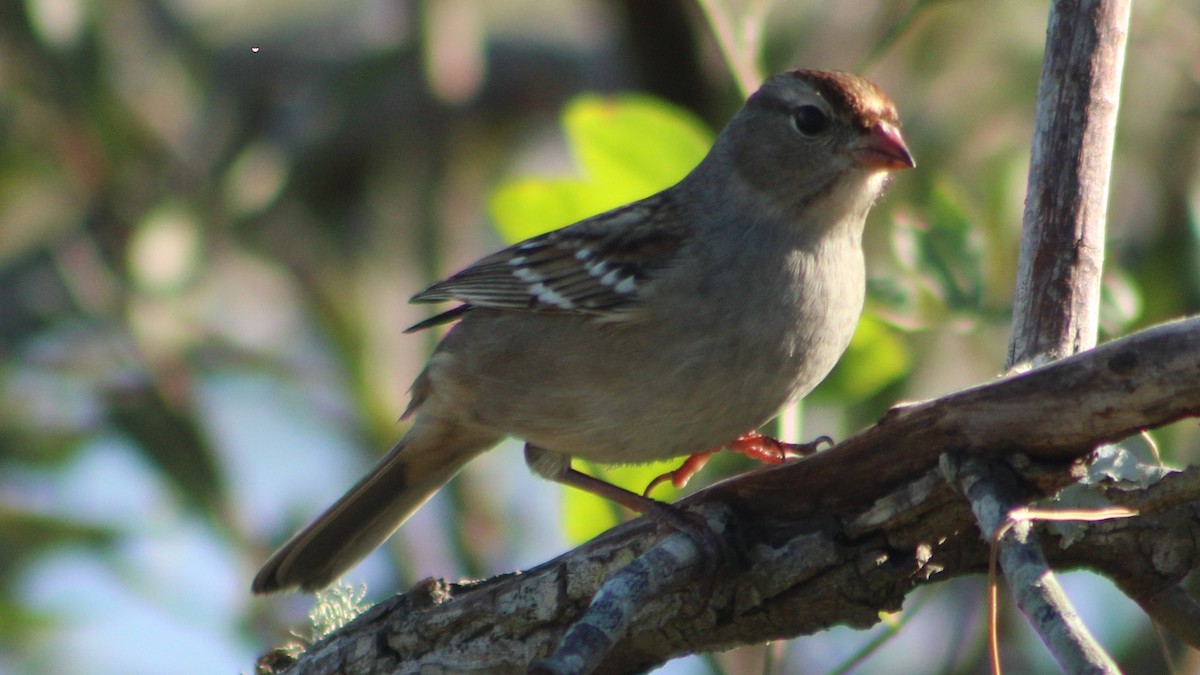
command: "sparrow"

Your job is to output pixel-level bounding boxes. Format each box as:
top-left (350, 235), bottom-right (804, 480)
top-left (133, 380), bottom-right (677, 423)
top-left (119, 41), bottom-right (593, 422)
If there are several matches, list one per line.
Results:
top-left (253, 69), bottom-right (914, 594)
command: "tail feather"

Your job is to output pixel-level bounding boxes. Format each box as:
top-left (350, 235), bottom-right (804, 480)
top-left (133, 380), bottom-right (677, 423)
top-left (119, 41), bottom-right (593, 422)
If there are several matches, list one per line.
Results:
top-left (252, 422), bottom-right (499, 594)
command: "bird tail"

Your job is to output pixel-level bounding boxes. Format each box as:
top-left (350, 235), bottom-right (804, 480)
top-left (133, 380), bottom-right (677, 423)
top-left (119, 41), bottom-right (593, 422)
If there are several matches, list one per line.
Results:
top-left (252, 420), bottom-right (499, 594)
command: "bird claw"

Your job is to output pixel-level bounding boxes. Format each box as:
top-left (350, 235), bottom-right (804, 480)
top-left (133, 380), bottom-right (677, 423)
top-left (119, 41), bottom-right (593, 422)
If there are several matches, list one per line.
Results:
top-left (730, 430), bottom-right (833, 462)
top-left (643, 432), bottom-right (835, 496)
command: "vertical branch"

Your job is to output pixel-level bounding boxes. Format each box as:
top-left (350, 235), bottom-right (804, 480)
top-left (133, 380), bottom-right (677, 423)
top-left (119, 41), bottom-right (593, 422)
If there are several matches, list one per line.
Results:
top-left (971, 0), bottom-right (1131, 671)
top-left (1007, 0), bottom-right (1131, 367)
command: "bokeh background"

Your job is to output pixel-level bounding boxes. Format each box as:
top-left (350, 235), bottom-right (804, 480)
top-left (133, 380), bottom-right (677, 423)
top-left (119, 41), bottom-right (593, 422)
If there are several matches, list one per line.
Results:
top-left (2, 1), bottom-right (1199, 673)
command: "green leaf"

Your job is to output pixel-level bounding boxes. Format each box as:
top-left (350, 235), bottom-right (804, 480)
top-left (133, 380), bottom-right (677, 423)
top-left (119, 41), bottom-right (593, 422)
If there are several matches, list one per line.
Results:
top-left (564, 94), bottom-right (712, 198)
top-left (489, 94), bottom-right (713, 244)
top-left (489, 178), bottom-right (603, 243)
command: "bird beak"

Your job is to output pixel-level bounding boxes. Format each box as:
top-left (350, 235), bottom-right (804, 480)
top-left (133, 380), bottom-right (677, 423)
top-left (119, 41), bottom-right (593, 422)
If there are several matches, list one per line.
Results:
top-left (852, 121), bottom-right (915, 171)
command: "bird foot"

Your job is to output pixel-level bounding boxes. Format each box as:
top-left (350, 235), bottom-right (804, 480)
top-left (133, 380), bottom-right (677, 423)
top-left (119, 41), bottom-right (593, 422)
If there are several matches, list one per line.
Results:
top-left (643, 431), bottom-right (834, 496)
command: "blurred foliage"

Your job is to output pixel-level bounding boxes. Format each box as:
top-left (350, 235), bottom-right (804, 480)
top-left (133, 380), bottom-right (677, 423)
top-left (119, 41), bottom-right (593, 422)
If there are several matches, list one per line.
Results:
top-left (0, 1), bottom-right (1198, 674)
top-left (816, 314), bottom-right (912, 402)
top-left (870, 182), bottom-right (988, 330)
top-left (490, 93), bottom-right (713, 241)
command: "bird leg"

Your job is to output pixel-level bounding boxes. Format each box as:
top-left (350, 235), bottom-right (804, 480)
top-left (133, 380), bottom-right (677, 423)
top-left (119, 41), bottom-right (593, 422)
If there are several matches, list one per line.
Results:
top-left (642, 451), bottom-right (717, 497)
top-left (643, 431), bottom-right (834, 496)
top-left (525, 444), bottom-right (725, 564)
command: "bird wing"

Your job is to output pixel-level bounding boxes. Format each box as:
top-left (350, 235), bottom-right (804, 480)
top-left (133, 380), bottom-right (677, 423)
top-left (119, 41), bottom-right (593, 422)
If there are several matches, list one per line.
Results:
top-left (407, 193), bottom-right (689, 331)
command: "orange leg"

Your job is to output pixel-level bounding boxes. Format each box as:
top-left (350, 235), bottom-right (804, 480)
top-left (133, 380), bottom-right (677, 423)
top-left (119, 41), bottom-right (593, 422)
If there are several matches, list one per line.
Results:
top-left (642, 451), bottom-right (717, 497)
top-left (643, 431), bottom-right (833, 497)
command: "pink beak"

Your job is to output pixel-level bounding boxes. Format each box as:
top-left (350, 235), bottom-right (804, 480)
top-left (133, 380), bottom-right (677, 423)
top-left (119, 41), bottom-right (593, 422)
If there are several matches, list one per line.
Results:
top-left (852, 121), bottom-right (915, 171)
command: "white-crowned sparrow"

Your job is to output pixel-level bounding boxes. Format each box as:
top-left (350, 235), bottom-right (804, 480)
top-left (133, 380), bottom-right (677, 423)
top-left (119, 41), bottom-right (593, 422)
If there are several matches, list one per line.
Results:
top-left (253, 69), bottom-right (914, 594)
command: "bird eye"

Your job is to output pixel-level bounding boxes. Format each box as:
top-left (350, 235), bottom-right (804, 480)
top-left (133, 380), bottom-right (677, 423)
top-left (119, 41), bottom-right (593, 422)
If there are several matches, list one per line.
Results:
top-left (791, 105), bottom-right (829, 136)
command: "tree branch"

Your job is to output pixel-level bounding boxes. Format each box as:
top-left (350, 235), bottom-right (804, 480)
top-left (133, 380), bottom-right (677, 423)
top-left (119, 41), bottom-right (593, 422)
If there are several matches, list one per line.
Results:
top-left (945, 455), bottom-right (1119, 674)
top-left (264, 317), bottom-right (1200, 675)
top-left (982, 0), bottom-right (1131, 667)
top-left (1009, 0), bottom-right (1130, 366)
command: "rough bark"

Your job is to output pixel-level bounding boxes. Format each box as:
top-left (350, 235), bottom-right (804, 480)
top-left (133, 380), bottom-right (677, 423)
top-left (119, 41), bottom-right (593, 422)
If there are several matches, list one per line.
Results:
top-left (992, 0), bottom-right (1130, 669)
top-left (1008, 0), bottom-right (1130, 366)
top-left (262, 317), bottom-right (1200, 675)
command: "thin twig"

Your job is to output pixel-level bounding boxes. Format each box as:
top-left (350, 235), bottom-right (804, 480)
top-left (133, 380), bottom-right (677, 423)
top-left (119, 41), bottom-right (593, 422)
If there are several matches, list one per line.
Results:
top-left (985, 506), bottom-right (1138, 673)
top-left (694, 0), bottom-right (768, 97)
top-left (947, 456), bottom-right (1121, 674)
